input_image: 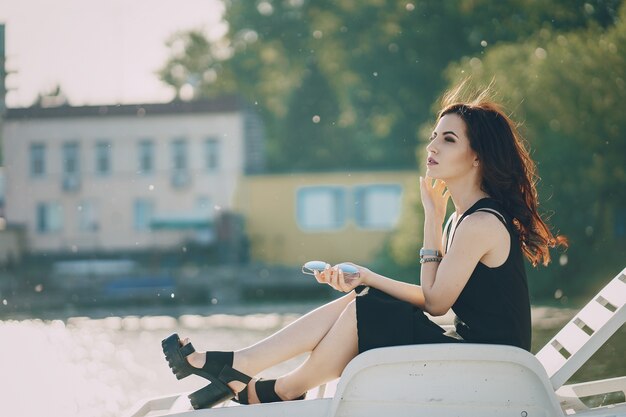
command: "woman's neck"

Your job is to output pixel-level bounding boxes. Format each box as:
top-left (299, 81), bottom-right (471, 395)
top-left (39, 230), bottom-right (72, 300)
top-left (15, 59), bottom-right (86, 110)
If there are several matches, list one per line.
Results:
top-left (446, 180), bottom-right (490, 216)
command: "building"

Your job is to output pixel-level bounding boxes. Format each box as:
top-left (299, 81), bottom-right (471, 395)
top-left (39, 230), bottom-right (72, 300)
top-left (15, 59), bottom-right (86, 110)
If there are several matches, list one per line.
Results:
top-left (2, 97), bottom-right (264, 254)
top-left (234, 170), bottom-right (419, 266)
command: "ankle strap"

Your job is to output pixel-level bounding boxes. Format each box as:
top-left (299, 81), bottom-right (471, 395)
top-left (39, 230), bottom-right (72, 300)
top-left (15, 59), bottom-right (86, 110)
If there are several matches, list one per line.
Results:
top-left (219, 365), bottom-right (252, 385)
top-left (179, 342), bottom-right (195, 357)
top-left (255, 379), bottom-right (282, 403)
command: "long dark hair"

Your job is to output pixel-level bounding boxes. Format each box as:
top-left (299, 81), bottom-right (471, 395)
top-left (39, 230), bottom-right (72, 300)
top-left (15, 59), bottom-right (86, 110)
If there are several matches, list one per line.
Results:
top-left (438, 86), bottom-right (567, 266)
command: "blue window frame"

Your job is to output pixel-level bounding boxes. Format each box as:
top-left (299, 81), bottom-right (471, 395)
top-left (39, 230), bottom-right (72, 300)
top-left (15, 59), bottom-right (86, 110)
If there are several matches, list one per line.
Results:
top-left (205, 138), bottom-right (220, 171)
top-left (353, 184), bottom-right (402, 230)
top-left (30, 143), bottom-right (46, 177)
top-left (296, 186), bottom-right (347, 231)
top-left (62, 142), bottom-right (80, 175)
top-left (138, 140), bottom-right (154, 175)
top-left (171, 139), bottom-right (188, 172)
top-left (78, 200), bottom-right (99, 232)
top-left (36, 202), bottom-right (63, 233)
top-left (95, 141), bottom-right (111, 176)
top-left (134, 199), bottom-right (154, 231)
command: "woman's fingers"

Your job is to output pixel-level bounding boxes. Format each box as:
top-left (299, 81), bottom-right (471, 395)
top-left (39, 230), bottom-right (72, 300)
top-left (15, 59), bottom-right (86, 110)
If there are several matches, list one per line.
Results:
top-left (315, 264), bottom-right (357, 293)
top-left (329, 266), bottom-right (340, 289)
top-left (337, 268), bottom-right (349, 292)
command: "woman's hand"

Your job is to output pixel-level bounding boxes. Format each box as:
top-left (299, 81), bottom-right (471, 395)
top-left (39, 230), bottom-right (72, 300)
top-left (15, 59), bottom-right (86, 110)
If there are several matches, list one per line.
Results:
top-left (313, 262), bottom-right (370, 293)
top-left (419, 175), bottom-right (450, 224)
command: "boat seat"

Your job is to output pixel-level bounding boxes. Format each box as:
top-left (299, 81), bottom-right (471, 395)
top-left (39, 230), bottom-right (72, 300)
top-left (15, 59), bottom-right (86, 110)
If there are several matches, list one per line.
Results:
top-left (318, 266), bottom-right (626, 415)
top-left (123, 267), bottom-right (626, 417)
top-left (325, 343), bottom-right (563, 417)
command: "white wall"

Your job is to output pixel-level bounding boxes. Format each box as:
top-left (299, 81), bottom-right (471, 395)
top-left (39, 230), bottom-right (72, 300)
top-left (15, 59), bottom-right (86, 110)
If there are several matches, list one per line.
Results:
top-left (3, 110), bottom-right (245, 252)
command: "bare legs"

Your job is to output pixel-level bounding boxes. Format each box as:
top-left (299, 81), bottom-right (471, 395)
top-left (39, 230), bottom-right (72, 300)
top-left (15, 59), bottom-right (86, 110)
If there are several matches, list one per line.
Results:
top-left (185, 291), bottom-right (360, 402)
top-left (274, 299), bottom-right (359, 400)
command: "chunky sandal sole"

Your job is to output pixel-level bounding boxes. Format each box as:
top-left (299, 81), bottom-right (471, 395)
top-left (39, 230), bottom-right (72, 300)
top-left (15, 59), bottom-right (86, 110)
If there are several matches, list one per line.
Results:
top-left (189, 382), bottom-right (234, 409)
top-left (161, 333), bottom-right (194, 380)
top-left (162, 333), bottom-right (250, 409)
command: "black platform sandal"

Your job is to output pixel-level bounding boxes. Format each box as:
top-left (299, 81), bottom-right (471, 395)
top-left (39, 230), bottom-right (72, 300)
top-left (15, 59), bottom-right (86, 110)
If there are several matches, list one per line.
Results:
top-left (237, 379), bottom-right (306, 404)
top-left (161, 333), bottom-right (252, 409)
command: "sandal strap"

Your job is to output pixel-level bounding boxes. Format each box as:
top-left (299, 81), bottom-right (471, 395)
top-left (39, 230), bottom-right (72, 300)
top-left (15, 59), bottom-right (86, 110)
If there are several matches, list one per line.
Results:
top-left (219, 365), bottom-right (252, 385)
top-left (179, 342), bottom-right (195, 357)
top-left (235, 387), bottom-right (249, 404)
top-left (255, 379), bottom-right (282, 403)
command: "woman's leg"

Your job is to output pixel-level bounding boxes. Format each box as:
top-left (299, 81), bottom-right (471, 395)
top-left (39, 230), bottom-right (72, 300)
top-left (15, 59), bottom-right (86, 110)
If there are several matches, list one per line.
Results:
top-left (246, 299), bottom-right (359, 403)
top-left (185, 291), bottom-right (357, 392)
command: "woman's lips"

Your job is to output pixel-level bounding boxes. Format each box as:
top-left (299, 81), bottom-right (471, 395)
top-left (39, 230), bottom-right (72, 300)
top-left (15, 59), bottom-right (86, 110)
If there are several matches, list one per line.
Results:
top-left (427, 157), bottom-right (438, 166)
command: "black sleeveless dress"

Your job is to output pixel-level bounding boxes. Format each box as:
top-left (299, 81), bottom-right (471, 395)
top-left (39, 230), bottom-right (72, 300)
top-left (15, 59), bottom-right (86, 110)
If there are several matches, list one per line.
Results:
top-left (355, 198), bottom-right (532, 353)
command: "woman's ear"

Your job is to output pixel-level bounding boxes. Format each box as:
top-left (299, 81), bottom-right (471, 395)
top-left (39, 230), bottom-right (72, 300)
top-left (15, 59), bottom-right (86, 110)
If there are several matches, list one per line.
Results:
top-left (473, 159), bottom-right (479, 167)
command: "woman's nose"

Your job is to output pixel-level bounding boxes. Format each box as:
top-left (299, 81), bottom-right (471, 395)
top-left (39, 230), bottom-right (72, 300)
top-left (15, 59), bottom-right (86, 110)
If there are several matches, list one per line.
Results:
top-left (426, 140), bottom-right (437, 153)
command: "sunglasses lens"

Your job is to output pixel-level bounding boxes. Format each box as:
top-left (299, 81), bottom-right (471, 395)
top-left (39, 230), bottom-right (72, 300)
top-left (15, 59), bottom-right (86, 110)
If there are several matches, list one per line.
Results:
top-left (303, 260), bottom-right (327, 273)
top-left (337, 263), bottom-right (359, 276)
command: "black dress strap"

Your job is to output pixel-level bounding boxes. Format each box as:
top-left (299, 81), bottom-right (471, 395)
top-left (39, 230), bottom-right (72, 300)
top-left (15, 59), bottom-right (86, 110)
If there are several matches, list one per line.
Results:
top-left (447, 198), bottom-right (508, 249)
top-left (443, 213), bottom-right (456, 254)
top-left (474, 208), bottom-right (507, 226)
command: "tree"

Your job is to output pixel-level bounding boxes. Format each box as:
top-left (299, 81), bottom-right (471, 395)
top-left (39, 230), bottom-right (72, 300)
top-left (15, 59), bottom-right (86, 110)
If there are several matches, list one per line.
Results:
top-left (159, 0), bottom-right (622, 172)
top-left (443, 2), bottom-right (626, 298)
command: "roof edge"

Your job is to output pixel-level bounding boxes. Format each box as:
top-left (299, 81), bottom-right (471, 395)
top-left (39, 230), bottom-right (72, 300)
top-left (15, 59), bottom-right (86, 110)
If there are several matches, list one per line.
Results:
top-left (4, 95), bottom-right (244, 120)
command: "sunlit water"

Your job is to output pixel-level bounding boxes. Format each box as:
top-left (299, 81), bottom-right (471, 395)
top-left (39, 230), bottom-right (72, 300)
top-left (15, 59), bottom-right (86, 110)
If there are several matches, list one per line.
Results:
top-left (0, 304), bottom-right (623, 417)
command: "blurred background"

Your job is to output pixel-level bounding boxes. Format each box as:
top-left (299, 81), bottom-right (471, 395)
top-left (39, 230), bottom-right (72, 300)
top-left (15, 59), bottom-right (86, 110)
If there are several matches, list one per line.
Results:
top-left (0, 1), bottom-right (624, 416)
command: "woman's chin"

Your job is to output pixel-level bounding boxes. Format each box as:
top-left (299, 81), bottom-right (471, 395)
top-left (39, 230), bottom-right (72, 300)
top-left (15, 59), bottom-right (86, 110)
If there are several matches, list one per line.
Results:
top-left (425, 167), bottom-right (440, 178)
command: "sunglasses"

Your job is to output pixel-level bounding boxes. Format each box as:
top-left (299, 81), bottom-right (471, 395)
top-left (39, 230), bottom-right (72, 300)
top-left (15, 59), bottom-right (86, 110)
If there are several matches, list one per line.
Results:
top-left (301, 260), bottom-right (360, 282)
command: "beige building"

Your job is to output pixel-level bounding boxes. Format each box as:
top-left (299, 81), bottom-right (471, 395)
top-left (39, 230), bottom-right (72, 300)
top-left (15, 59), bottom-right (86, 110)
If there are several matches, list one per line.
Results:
top-left (2, 97), bottom-right (264, 253)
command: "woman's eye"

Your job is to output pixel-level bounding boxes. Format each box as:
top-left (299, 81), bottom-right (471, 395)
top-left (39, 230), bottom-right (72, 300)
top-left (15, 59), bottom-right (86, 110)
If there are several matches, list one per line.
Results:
top-left (444, 136), bottom-right (455, 142)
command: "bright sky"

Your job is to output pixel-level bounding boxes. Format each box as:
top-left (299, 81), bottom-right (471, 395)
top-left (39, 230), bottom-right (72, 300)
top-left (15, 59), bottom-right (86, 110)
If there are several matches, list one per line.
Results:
top-left (0, 0), bottom-right (225, 108)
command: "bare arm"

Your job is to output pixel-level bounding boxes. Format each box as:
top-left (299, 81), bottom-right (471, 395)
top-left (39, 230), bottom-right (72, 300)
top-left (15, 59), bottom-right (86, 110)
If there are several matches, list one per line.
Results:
top-left (421, 212), bottom-right (503, 315)
top-left (364, 272), bottom-right (426, 309)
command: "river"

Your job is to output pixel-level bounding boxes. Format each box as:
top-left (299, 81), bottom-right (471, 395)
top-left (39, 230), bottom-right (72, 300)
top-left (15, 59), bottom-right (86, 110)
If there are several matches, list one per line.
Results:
top-left (0, 302), bottom-right (623, 417)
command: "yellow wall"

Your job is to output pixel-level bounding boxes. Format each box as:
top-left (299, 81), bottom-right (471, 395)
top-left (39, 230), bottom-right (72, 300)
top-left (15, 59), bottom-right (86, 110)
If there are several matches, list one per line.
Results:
top-left (234, 171), bottom-right (419, 267)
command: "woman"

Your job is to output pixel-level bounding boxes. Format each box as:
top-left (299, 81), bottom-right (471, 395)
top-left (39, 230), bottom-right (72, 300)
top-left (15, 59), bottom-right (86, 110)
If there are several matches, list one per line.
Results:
top-left (161, 86), bottom-right (567, 409)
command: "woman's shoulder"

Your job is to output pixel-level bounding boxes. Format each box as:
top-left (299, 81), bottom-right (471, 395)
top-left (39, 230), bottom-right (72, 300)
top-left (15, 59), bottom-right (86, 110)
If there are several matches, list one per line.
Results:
top-left (468, 198), bottom-right (509, 224)
top-left (458, 199), bottom-right (510, 239)
top-left (459, 210), bottom-right (507, 234)
top-left (448, 212), bottom-right (508, 259)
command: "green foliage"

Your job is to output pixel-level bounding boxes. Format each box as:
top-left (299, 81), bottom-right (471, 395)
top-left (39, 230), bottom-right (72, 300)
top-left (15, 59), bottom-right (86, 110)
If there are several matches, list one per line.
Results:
top-left (160, 0), bottom-right (620, 172)
top-left (444, 2), bottom-right (626, 299)
top-left (157, 0), bottom-right (625, 297)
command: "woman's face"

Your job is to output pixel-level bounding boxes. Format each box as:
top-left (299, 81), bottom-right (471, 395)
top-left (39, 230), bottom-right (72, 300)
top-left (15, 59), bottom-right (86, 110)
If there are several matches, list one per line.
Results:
top-left (426, 113), bottom-right (478, 181)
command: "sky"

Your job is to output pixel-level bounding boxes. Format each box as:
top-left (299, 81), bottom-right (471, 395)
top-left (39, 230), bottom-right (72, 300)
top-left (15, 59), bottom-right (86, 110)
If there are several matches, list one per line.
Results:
top-left (0, 0), bottom-right (225, 108)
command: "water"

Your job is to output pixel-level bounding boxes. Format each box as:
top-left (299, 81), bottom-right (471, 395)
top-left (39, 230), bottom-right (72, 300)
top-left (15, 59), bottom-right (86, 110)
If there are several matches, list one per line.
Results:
top-left (0, 304), bottom-right (624, 417)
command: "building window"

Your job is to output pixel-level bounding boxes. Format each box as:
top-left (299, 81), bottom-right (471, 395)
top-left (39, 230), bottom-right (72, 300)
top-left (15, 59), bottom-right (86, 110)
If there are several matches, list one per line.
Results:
top-left (138, 140), bottom-right (154, 175)
top-left (297, 186), bottom-right (347, 231)
top-left (171, 139), bottom-right (188, 171)
top-left (134, 199), bottom-right (154, 231)
top-left (78, 200), bottom-right (99, 232)
top-left (62, 142), bottom-right (80, 175)
top-left (95, 141), bottom-right (111, 176)
top-left (36, 202), bottom-right (63, 233)
top-left (354, 184), bottom-right (402, 230)
top-left (30, 143), bottom-right (46, 177)
top-left (171, 139), bottom-right (190, 187)
top-left (196, 196), bottom-right (212, 217)
top-left (205, 138), bottom-right (220, 171)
